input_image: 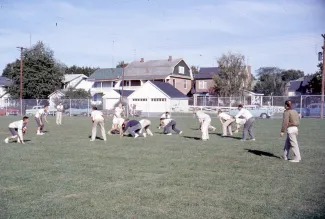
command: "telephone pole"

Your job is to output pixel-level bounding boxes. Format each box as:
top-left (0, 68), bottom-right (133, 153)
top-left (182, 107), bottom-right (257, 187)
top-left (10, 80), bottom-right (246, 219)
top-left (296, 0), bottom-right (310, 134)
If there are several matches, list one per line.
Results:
top-left (321, 34), bottom-right (325, 119)
top-left (16, 46), bottom-right (26, 116)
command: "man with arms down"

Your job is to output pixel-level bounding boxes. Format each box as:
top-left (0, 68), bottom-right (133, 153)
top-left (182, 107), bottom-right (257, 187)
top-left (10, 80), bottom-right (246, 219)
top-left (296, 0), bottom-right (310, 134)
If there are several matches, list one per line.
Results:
top-left (280, 100), bottom-right (301, 163)
top-left (90, 106), bottom-right (106, 142)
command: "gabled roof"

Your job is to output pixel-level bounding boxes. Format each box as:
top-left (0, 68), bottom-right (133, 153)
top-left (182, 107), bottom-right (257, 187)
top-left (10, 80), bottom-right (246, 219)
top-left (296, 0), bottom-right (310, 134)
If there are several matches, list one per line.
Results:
top-left (64, 74), bottom-right (88, 83)
top-left (125, 58), bottom-right (185, 77)
top-left (288, 76), bottom-right (313, 92)
top-left (48, 89), bottom-right (67, 98)
top-left (88, 68), bottom-right (123, 81)
top-left (113, 89), bottom-right (134, 97)
top-left (195, 67), bottom-right (219, 79)
top-left (150, 81), bottom-right (188, 99)
top-left (0, 76), bottom-right (12, 86)
top-left (288, 81), bottom-right (302, 92)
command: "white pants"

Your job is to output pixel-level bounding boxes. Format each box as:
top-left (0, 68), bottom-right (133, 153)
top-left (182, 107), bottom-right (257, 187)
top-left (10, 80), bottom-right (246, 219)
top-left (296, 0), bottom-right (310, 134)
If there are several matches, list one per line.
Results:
top-left (56, 112), bottom-right (62, 125)
top-left (283, 127), bottom-right (301, 161)
top-left (139, 119), bottom-right (153, 136)
top-left (201, 118), bottom-right (211, 140)
top-left (91, 119), bottom-right (106, 141)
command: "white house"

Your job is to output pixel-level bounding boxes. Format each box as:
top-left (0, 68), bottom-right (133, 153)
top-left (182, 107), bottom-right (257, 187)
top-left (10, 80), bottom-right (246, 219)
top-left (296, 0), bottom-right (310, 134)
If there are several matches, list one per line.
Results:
top-left (127, 81), bottom-right (189, 113)
top-left (0, 76), bottom-right (12, 107)
top-left (64, 74), bottom-right (93, 91)
top-left (102, 90), bottom-right (134, 110)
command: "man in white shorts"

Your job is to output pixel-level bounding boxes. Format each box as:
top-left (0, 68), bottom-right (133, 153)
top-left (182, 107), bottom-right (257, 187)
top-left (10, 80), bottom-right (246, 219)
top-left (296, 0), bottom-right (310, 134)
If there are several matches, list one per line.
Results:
top-left (195, 110), bottom-right (216, 141)
top-left (5, 116), bottom-right (29, 144)
top-left (90, 106), bottom-right (106, 141)
top-left (35, 105), bottom-right (49, 135)
top-left (139, 119), bottom-right (153, 136)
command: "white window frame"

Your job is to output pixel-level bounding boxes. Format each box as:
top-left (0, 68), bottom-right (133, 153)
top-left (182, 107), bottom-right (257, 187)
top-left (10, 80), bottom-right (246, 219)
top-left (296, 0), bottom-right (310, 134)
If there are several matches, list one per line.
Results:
top-left (178, 66), bottom-right (184, 74)
top-left (184, 80), bottom-right (187, 89)
top-left (199, 81), bottom-right (207, 89)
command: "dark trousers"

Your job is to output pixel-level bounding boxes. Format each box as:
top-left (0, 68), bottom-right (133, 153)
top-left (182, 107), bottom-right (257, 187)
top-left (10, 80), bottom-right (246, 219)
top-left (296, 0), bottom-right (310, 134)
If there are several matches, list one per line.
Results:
top-left (164, 120), bottom-right (180, 134)
top-left (127, 124), bottom-right (142, 137)
top-left (243, 117), bottom-right (255, 140)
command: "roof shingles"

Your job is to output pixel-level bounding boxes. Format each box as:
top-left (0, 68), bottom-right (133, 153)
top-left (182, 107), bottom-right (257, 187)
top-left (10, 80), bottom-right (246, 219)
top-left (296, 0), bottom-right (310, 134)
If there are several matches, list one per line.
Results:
top-left (150, 81), bottom-right (188, 99)
top-left (88, 68), bottom-right (123, 80)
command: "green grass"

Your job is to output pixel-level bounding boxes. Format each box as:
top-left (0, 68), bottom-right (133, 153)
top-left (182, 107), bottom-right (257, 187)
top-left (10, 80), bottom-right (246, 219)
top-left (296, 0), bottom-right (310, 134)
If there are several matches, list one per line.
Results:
top-left (0, 116), bottom-right (325, 219)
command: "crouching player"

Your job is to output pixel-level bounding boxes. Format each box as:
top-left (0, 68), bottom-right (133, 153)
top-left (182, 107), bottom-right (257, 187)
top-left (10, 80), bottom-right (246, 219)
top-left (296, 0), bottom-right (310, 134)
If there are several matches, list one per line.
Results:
top-left (139, 119), bottom-right (153, 136)
top-left (160, 118), bottom-right (182, 136)
top-left (121, 119), bottom-right (146, 138)
top-left (4, 116), bottom-right (29, 144)
top-left (158, 112), bottom-right (170, 129)
top-left (108, 118), bottom-right (125, 135)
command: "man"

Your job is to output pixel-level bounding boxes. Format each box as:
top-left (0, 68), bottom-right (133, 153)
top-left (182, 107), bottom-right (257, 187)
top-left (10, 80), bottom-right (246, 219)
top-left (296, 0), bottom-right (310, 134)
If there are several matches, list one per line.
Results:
top-left (121, 119), bottom-right (144, 138)
top-left (90, 106), bottom-right (106, 141)
top-left (235, 104), bottom-right (255, 141)
top-left (280, 100), bottom-right (301, 163)
top-left (158, 112), bottom-right (171, 129)
top-left (56, 102), bottom-right (64, 125)
top-left (161, 118), bottom-right (182, 136)
top-left (35, 105), bottom-right (49, 135)
top-left (139, 119), bottom-right (153, 136)
top-left (234, 117), bottom-right (246, 133)
top-left (108, 117), bottom-right (125, 135)
top-left (4, 116), bottom-right (29, 144)
top-left (217, 110), bottom-right (235, 136)
top-left (195, 110), bottom-right (216, 141)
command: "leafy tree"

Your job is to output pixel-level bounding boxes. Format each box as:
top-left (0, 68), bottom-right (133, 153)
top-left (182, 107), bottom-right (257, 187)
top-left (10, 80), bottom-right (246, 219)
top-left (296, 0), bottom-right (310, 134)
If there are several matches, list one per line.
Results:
top-left (253, 67), bottom-right (284, 96)
top-left (116, 61), bottom-right (128, 68)
top-left (308, 63), bottom-right (323, 94)
top-left (213, 52), bottom-right (248, 96)
top-left (191, 66), bottom-right (199, 74)
top-left (281, 69), bottom-right (304, 82)
top-left (64, 88), bottom-right (91, 99)
top-left (2, 41), bottom-right (64, 99)
top-left (64, 65), bottom-right (98, 77)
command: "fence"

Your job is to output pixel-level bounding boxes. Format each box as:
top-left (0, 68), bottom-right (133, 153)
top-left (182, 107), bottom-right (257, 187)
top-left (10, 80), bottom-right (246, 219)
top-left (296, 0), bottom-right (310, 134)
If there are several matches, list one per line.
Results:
top-left (0, 95), bottom-right (324, 118)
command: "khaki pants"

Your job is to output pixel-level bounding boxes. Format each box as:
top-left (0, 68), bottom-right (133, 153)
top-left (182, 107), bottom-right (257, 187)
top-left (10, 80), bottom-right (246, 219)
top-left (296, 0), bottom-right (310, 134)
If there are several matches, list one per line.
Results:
top-left (56, 112), bottom-right (62, 125)
top-left (222, 118), bottom-right (235, 136)
top-left (201, 118), bottom-right (211, 140)
top-left (283, 126), bottom-right (301, 161)
top-left (91, 119), bottom-right (106, 141)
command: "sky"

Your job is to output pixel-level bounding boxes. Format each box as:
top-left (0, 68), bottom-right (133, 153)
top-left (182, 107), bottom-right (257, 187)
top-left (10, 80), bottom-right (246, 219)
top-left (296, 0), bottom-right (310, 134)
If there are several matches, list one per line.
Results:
top-left (0, 0), bottom-right (324, 75)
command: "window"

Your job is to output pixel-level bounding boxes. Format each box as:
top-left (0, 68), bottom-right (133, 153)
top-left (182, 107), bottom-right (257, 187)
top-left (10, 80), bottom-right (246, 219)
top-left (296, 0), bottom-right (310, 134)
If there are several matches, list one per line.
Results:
top-left (133, 98), bottom-right (147, 101)
top-left (150, 98), bottom-right (166, 101)
top-left (121, 81), bottom-right (130, 87)
top-left (184, 80), bottom-right (187, 89)
top-left (172, 79), bottom-right (176, 87)
top-left (131, 80), bottom-right (141, 86)
top-left (178, 66), bottom-right (184, 74)
top-left (93, 82), bottom-right (101, 88)
top-left (199, 81), bottom-right (207, 89)
top-left (102, 81), bottom-right (111, 87)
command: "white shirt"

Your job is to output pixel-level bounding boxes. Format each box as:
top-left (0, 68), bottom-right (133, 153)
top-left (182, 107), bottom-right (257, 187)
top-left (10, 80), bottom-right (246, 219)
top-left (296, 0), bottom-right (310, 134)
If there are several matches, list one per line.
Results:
top-left (218, 112), bottom-right (232, 121)
top-left (195, 111), bottom-right (210, 122)
top-left (139, 119), bottom-right (151, 127)
top-left (91, 110), bottom-right (104, 121)
top-left (57, 105), bottom-right (63, 112)
top-left (160, 113), bottom-right (171, 119)
top-left (9, 120), bottom-right (24, 130)
top-left (162, 118), bottom-right (172, 126)
top-left (35, 109), bottom-right (46, 118)
top-left (235, 108), bottom-right (253, 120)
top-left (114, 107), bottom-right (123, 118)
top-left (235, 118), bottom-right (246, 125)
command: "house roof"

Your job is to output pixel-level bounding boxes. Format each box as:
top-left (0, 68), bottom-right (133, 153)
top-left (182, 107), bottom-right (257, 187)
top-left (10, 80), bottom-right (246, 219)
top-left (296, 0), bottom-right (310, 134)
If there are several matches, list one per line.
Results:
top-left (195, 67), bottom-right (219, 79)
top-left (150, 81), bottom-right (188, 99)
top-left (288, 76), bottom-right (313, 92)
top-left (113, 89), bottom-right (134, 97)
top-left (0, 76), bottom-right (12, 86)
top-left (88, 68), bottom-right (123, 81)
top-left (64, 74), bottom-right (88, 83)
top-left (301, 76), bottom-right (313, 86)
top-left (288, 81), bottom-right (302, 92)
top-left (124, 58), bottom-right (184, 76)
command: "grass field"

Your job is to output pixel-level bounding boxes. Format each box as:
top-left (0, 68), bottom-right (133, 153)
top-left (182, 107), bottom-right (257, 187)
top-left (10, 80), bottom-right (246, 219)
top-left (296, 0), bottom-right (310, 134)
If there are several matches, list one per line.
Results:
top-left (0, 116), bottom-right (325, 219)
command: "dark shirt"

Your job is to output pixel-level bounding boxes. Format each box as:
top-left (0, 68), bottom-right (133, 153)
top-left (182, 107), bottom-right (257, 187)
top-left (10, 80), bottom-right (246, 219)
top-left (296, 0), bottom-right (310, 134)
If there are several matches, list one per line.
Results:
top-left (123, 120), bottom-right (140, 132)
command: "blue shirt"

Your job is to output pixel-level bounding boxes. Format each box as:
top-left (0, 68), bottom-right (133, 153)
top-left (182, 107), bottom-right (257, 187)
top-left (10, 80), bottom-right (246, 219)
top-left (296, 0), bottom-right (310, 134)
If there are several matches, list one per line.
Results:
top-left (123, 120), bottom-right (140, 132)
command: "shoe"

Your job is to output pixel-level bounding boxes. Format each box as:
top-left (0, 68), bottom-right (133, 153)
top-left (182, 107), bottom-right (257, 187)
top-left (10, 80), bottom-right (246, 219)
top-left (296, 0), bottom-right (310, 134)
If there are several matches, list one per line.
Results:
top-left (143, 133), bottom-right (147, 138)
top-left (212, 128), bottom-right (216, 131)
top-left (179, 131), bottom-right (183, 135)
top-left (202, 139), bottom-right (208, 141)
top-left (240, 139), bottom-right (246, 141)
top-left (250, 139), bottom-right (256, 141)
top-left (149, 133), bottom-right (153, 136)
top-left (289, 160), bottom-right (300, 163)
top-left (281, 156), bottom-right (288, 161)
top-left (37, 133), bottom-right (44, 136)
top-left (4, 138), bottom-right (9, 144)
top-left (134, 134), bottom-right (139, 138)
top-left (90, 140), bottom-right (95, 142)
top-left (166, 133), bottom-right (172, 136)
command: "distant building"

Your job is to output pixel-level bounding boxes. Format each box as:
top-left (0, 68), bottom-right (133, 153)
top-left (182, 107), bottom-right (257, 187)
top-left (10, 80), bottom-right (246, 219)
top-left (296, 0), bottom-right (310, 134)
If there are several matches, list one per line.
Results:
top-left (285, 76), bottom-right (313, 96)
top-left (0, 76), bottom-right (12, 106)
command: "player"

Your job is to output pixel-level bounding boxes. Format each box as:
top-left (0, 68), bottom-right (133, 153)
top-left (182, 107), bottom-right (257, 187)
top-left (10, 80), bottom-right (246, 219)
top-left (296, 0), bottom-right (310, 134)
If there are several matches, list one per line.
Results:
top-left (56, 102), bottom-right (64, 125)
top-left (139, 119), bottom-right (153, 136)
top-left (195, 110), bottom-right (216, 141)
top-left (217, 110), bottom-right (235, 136)
top-left (121, 119), bottom-right (145, 138)
top-left (35, 105), bottom-right (49, 135)
top-left (110, 103), bottom-right (124, 131)
top-left (90, 106), bottom-right (106, 141)
top-left (235, 104), bottom-right (255, 141)
top-left (158, 112), bottom-right (171, 129)
top-left (160, 118), bottom-right (182, 136)
top-left (108, 117), bottom-right (125, 135)
top-left (4, 116), bottom-right (29, 144)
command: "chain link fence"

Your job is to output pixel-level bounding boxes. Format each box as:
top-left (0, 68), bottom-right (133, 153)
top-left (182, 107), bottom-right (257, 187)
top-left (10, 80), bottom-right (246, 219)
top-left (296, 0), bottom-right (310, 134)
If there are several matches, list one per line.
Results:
top-left (0, 95), bottom-right (323, 118)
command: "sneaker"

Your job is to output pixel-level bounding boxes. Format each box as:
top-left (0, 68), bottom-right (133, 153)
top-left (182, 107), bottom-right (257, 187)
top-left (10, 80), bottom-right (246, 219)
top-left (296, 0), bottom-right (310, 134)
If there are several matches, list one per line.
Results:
top-left (212, 128), bottom-right (216, 132)
top-left (250, 139), bottom-right (256, 141)
top-left (289, 160), bottom-right (300, 163)
top-left (179, 131), bottom-right (183, 135)
top-left (90, 140), bottom-right (95, 142)
top-left (143, 133), bottom-right (147, 138)
top-left (281, 156), bottom-right (288, 161)
top-left (134, 134), bottom-right (139, 138)
top-left (4, 138), bottom-right (9, 144)
top-left (166, 133), bottom-right (172, 136)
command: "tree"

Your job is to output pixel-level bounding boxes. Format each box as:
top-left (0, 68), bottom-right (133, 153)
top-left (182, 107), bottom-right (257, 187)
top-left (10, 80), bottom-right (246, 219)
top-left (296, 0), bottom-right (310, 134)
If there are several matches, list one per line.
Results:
top-left (64, 65), bottom-right (98, 77)
top-left (191, 66), bottom-right (199, 74)
top-left (213, 52), bottom-right (248, 96)
top-left (116, 61), bottom-right (128, 68)
top-left (64, 88), bottom-right (91, 99)
top-left (308, 63), bottom-right (323, 94)
top-left (281, 69), bottom-right (304, 82)
top-left (2, 41), bottom-right (64, 99)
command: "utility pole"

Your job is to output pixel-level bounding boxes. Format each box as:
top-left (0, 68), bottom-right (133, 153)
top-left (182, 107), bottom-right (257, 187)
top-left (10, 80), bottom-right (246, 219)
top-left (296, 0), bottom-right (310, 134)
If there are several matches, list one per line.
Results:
top-left (16, 47), bottom-right (26, 116)
top-left (121, 66), bottom-right (125, 101)
top-left (321, 34), bottom-right (325, 119)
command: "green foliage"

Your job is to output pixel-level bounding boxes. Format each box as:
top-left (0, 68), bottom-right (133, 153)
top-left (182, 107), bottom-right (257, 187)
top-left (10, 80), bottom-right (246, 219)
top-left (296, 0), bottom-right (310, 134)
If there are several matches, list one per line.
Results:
top-left (308, 63), bottom-right (323, 94)
top-left (116, 61), bottom-right (128, 68)
top-left (213, 52), bottom-right (248, 97)
top-left (2, 41), bottom-right (64, 99)
top-left (281, 69), bottom-right (304, 82)
top-left (191, 66), bottom-right (199, 74)
top-left (64, 88), bottom-right (91, 99)
top-left (64, 65), bottom-right (98, 77)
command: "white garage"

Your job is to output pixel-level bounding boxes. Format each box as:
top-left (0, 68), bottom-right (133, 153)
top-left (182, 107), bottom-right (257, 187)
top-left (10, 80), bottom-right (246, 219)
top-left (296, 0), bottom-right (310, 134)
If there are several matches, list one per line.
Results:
top-left (102, 90), bottom-right (134, 110)
top-left (127, 81), bottom-right (189, 113)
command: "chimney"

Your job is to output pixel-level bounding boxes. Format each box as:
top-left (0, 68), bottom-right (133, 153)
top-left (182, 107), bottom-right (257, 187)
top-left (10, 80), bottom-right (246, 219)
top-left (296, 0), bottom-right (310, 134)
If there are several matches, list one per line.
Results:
top-left (168, 56), bottom-right (172, 61)
top-left (140, 58), bottom-right (144, 62)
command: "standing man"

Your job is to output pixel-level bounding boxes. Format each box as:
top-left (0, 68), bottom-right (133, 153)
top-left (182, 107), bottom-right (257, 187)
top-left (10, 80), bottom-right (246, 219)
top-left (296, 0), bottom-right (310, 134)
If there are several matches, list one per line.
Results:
top-left (56, 102), bottom-right (64, 125)
top-left (90, 106), bottom-right (106, 141)
top-left (121, 119), bottom-right (144, 138)
top-left (217, 110), bottom-right (235, 136)
top-left (280, 100), bottom-right (301, 163)
top-left (4, 116), bottom-right (29, 144)
top-left (35, 105), bottom-right (49, 135)
top-left (195, 110), bottom-right (216, 141)
top-left (139, 119), bottom-right (153, 136)
top-left (235, 104), bottom-right (255, 141)
top-left (161, 118), bottom-right (182, 136)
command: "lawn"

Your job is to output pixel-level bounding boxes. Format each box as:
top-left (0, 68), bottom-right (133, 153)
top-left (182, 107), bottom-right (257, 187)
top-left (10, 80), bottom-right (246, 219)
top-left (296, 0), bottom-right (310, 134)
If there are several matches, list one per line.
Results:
top-left (0, 116), bottom-right (325, 219)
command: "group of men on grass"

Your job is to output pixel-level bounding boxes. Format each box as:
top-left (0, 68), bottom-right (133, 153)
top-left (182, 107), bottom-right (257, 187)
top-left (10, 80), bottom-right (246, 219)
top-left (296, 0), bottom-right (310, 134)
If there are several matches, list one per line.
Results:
top-left (4, 100), bottom-right (301, 162)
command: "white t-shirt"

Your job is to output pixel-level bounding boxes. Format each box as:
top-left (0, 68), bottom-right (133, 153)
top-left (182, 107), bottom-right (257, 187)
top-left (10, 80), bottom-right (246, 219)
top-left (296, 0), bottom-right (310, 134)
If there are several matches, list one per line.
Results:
top-left (195, 111), bottom-right (210, 122)
top-left (160, 113), bottom-right (171, 119)
top-left (35, 109), bottom-right (46, 118)
top-left (9, 120), bottom-right (24, 130)
top-left (57, 105), bottom-right (63, 112)
top-left (219, 112), bottom-right (232, 121)
top-left (91, 110), bottom-right (104, 121)
top-left (114, 107), bottom-right (123, 118)
top-left (139, 119), bottom-right (151, 128)
top-left (163, 118), bottom-right (172, 126)
top-left (235, 108), bottom-right (253, 120)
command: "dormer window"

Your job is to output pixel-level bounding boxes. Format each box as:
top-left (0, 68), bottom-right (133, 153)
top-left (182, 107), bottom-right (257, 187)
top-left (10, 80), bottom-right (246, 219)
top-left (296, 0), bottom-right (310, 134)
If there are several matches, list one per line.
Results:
top-left (178, 66), bottom-right (184, 74)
